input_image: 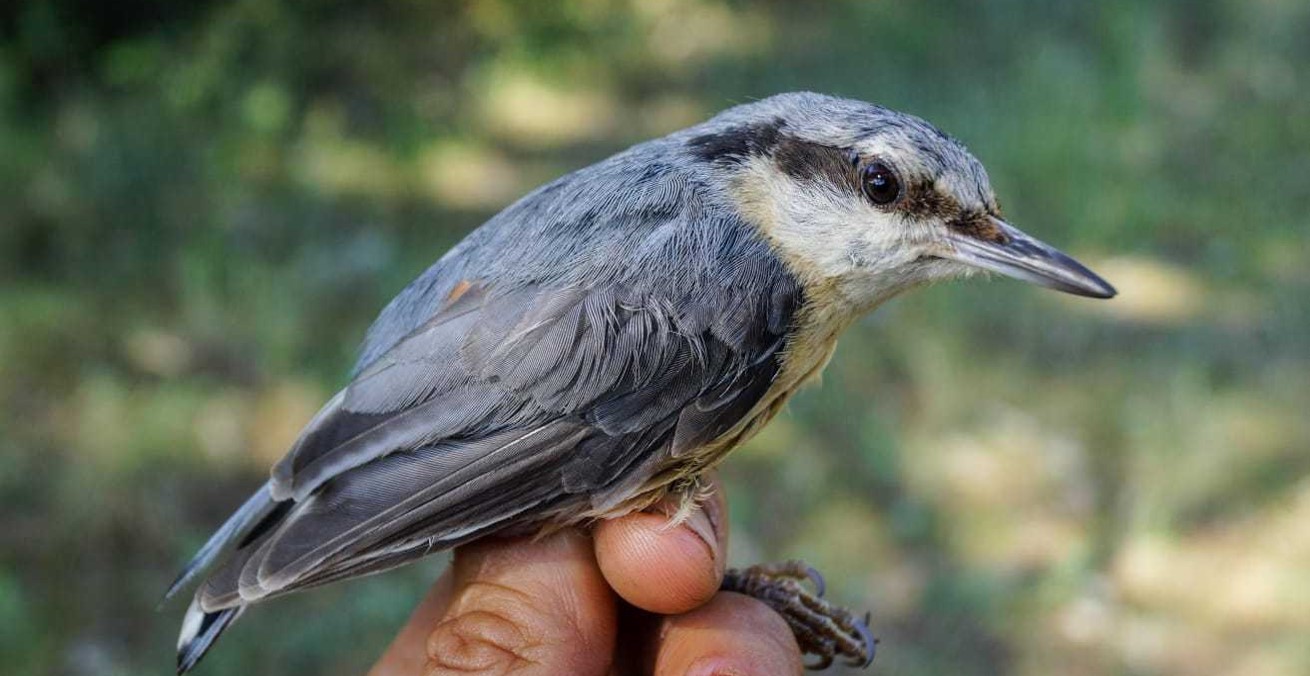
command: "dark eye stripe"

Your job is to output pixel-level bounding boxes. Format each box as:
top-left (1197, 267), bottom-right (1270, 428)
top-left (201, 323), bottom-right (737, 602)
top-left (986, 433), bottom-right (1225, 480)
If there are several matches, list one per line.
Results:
top-left (773, 138), bottom-right (860, 192)
top-left (899, 180), bottom-right (963, 221)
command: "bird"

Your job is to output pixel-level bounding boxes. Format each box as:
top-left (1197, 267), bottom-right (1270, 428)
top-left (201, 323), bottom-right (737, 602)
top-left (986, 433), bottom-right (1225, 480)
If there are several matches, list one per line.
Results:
top-left (165, 91), bottom-right (1115, 672)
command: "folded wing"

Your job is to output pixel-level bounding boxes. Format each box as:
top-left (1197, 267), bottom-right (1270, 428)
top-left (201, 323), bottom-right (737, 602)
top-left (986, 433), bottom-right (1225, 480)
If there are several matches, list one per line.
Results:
top-left (186, 273), bottom-right (798, 612)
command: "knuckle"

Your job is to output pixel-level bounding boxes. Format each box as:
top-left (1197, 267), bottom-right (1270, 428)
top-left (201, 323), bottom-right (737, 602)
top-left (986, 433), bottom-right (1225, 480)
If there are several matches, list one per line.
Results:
top-left (426, 609), bottom-right (534, 674)
top-left (423, 581), bottom-right (564, 675)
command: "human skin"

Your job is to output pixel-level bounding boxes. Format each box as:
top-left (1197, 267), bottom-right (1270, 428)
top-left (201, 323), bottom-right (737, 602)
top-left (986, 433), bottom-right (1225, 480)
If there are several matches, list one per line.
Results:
top-left (368, 475), bottom-right (804, 676)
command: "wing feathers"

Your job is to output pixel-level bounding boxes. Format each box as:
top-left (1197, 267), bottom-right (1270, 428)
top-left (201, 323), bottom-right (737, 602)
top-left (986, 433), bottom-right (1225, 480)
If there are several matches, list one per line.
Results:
top-left (280, 381), bottom-right (512, 501)
top-left (195, 277), bottom-right (798, 614)
top-left (208, 423), bottom-right (590, 605)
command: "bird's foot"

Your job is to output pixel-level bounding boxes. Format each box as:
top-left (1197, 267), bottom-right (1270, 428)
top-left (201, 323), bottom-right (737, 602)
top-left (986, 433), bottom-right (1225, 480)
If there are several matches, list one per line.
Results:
top-left (720, 560), bottom-right (876, 670)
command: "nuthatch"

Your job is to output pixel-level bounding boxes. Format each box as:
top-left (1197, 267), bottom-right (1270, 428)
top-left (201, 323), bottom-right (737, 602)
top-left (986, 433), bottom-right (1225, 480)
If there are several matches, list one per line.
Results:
top-left (167, 92), bottom-right (1115, 672)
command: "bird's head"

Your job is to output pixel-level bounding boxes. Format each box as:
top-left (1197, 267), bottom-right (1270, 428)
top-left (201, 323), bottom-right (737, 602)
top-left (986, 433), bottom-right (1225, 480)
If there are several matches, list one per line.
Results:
top-left (686, 93), bottom-right (1115, 314)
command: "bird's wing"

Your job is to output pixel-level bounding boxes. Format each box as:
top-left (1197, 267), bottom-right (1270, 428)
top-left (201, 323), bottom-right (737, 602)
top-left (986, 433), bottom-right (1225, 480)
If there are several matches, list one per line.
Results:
top-left (191, 272), bottom-right (799, 610)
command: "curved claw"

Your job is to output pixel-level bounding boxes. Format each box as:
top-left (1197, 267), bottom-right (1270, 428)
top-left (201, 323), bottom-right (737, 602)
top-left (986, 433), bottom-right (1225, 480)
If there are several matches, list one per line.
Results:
top-left (847, 612), bottom-right (878, 668)
top-left (804, 564), bottom-right (826, 598)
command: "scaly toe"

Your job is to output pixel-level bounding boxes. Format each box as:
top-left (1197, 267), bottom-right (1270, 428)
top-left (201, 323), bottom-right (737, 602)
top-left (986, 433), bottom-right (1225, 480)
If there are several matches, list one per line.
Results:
top-left (721, 560), bottom-right (876, 670)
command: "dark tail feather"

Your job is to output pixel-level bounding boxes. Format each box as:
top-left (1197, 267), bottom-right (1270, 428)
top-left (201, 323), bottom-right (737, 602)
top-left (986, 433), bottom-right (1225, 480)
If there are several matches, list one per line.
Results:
top-left (176, 599), bottom-right (244, 674)
top-left (162, 482), bottom-right (276, 606)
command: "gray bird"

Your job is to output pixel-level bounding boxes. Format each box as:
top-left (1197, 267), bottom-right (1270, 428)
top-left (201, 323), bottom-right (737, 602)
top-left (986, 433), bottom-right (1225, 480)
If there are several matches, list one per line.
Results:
top-left (166, 92), bottom-right (1115, 672)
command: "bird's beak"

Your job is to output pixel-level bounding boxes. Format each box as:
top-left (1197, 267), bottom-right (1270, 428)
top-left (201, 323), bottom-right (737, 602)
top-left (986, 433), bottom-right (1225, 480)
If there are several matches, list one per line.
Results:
top-left (939, 216), bottom-right (1116, 299)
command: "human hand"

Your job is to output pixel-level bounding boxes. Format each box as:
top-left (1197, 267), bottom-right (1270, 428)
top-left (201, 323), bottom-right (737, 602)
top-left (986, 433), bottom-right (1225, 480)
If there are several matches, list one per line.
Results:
top-left (368, 475), bottom-right (803, 675)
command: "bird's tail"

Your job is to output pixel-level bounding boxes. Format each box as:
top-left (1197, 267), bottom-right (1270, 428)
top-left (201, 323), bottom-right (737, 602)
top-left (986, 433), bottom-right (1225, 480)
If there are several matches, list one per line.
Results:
top-left (176, 598), bottom-right (245, 674)
top-left (163, 482), bottom-right (276, 604)
top-left (166, 481), bottom-right (276, 673)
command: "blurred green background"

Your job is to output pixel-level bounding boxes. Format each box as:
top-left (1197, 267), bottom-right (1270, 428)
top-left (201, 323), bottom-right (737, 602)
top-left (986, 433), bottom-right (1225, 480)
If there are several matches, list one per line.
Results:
top-left (2, 1), bottom-right (1308, 674)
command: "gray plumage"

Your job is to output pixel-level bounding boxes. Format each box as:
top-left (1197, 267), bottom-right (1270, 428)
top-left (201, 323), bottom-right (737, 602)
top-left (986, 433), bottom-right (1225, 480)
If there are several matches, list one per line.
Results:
top-left (169, 92), bottom-right (1115, 672)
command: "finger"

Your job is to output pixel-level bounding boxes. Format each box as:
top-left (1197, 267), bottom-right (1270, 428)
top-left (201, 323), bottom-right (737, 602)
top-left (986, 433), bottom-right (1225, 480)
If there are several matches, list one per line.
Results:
top-left (653, 592), bottom-right (804, 676)
top-left (593, 474), bottom-right (727, 615)
top-left (424, 529), bottom-right (616, 676)
top-left (369, 571), bottom-right (457, 676)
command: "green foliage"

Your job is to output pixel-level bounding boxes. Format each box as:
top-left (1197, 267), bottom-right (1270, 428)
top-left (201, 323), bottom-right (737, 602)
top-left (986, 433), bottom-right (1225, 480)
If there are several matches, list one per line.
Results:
top-left (1, 1), bottom-right (1307, 674)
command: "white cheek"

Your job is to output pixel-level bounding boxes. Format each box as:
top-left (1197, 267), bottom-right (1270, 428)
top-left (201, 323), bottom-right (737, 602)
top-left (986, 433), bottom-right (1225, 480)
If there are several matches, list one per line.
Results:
top-left (773, 187), bottom-right (869, 276)
top-left (732, 158), bottom-right (948, 308)
top-left (771, 180), bottom-right (921, 277)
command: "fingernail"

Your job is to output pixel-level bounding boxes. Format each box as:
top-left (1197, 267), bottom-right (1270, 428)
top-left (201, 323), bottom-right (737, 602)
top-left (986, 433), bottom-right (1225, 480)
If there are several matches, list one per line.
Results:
top-left (684, 506), bottom-right (721, 567)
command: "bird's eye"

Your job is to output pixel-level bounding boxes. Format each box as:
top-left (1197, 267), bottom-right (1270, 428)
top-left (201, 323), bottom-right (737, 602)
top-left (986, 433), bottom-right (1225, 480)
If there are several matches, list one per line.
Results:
top-left (861, 162), bottom-right (900, 206)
